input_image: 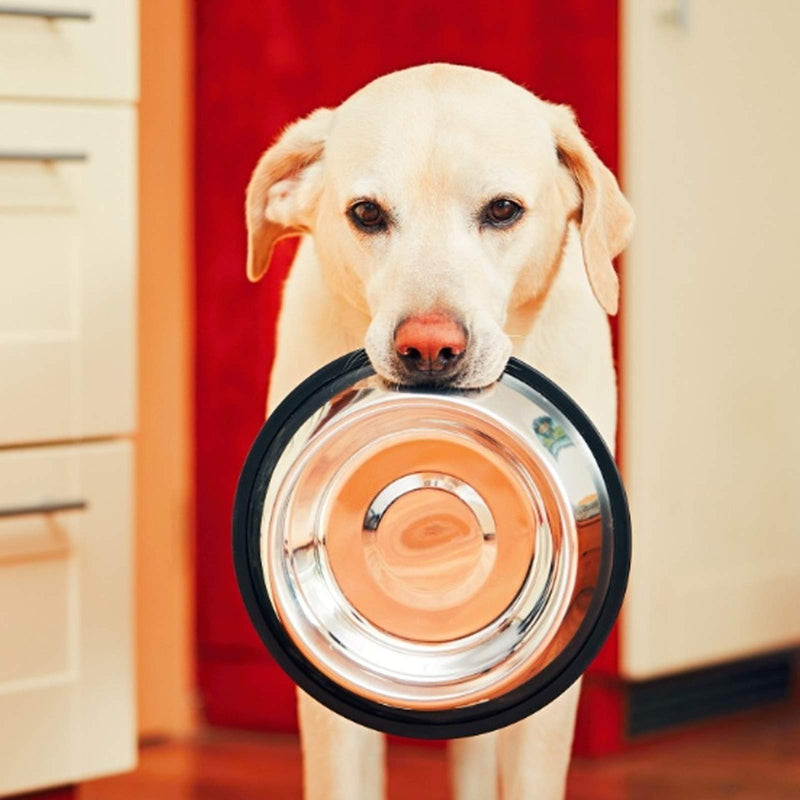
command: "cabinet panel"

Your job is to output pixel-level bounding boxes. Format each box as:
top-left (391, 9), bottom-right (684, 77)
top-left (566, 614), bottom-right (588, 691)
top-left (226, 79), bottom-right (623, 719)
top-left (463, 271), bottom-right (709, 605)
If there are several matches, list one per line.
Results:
top-left (0, 441), bottom-right (135, 795)
top-left (0, 0), bottom-right (137, 101)
top-left (0, 102), bottom-right (136, 445)
top-left (0, 556), bottom-right (73, 683)
top-left (621, 0), bottom-right (800, 678)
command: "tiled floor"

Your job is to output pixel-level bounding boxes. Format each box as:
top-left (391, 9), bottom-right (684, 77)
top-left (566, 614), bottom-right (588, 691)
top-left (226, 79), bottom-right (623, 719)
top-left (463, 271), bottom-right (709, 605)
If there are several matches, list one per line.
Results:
top-left (79, 705), bottom-right (800, 799)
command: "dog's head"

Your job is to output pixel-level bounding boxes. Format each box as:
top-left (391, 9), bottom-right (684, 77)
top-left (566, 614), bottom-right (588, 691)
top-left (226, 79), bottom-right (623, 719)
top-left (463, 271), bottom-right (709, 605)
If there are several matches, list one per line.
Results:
top-left (245, 64), bottom-right (633, 388)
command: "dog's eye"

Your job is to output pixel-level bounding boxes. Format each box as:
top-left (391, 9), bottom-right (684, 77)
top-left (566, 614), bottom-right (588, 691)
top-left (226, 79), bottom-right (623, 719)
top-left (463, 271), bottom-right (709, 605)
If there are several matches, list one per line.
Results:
top-left (348, 201), bottom-right (387, 232)
top-left (484, 198), bottom-right (523, 227)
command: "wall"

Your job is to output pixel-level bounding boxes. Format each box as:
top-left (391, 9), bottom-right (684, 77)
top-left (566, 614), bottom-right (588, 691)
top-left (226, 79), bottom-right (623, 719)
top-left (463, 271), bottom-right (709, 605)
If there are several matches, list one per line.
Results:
top-left (136, 0), bottom-right (195, 737)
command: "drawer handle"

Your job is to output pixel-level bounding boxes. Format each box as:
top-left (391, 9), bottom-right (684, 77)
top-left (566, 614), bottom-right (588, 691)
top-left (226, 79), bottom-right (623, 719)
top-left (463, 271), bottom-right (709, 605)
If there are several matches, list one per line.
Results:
top-left (0, 151), bottom-right (88, 162)
top-left (0, 499), bottom-right (88, 518)
top-left (0, 5), bottom-right (92, 20)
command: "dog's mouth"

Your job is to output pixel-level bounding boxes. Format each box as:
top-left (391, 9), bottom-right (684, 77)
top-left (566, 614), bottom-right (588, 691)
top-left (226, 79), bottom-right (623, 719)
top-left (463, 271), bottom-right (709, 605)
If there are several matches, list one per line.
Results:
top-left (371, 357), bottom-right (500, 392)
top-left (372, 370), bottom-right (463, 391)
top-left (390, 355), bottom-right (465, 387)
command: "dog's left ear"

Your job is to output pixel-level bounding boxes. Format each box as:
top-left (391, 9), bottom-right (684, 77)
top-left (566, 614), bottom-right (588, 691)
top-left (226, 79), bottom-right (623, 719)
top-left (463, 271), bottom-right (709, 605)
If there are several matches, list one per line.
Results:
top-left (245, 107), bottom-right (334, 282)
top-left (547, 104), bottom-right (634, 315)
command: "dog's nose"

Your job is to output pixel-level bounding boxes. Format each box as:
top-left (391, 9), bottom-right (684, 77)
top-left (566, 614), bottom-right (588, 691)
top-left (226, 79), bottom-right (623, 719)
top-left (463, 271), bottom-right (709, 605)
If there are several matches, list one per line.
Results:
top-left (394, 313), bottom-right (467, 378)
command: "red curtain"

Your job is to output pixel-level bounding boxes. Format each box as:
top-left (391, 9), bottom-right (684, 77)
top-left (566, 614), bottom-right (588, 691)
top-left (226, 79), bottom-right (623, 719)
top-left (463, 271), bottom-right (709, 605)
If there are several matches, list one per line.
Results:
top-left (195, 0), bottom-right (621, 748)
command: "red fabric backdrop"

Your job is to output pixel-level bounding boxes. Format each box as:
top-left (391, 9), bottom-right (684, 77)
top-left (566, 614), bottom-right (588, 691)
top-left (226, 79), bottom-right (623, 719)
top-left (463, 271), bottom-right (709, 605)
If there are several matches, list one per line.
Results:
top-left (195, 0), bottom-right (622, 752)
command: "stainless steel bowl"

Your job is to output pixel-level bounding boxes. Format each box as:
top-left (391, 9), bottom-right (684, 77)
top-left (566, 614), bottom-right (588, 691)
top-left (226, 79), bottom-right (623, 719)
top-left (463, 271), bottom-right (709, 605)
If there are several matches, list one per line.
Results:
top-left (233, 350), bottom-right (630, 738)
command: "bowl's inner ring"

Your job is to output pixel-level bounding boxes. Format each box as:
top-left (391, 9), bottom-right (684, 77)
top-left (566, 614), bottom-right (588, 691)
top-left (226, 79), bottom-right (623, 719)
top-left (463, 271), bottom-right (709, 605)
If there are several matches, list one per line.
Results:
top-left (325, 434), bottom-right (537, 641)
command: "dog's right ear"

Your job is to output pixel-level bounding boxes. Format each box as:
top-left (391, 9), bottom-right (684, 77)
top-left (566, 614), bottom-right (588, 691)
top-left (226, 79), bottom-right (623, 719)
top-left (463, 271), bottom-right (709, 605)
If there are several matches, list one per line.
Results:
top-left (245, 107), bottom-right (334, 282)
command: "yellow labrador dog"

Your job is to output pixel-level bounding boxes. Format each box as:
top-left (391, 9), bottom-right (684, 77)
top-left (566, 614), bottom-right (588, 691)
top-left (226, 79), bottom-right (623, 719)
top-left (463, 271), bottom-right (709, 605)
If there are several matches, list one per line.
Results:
top-left (245, 63), bottom-right (633, 800)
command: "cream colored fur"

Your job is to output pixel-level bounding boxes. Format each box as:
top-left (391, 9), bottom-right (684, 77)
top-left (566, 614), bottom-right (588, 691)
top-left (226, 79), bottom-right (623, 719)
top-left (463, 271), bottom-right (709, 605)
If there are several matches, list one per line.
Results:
top-left (246, 63), bottom-right (633, 800)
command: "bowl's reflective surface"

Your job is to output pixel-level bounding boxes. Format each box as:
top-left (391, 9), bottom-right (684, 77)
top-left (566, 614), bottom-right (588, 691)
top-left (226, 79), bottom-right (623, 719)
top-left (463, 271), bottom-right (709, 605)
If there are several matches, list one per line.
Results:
top-left (259, 372), bottom-right (613, 711)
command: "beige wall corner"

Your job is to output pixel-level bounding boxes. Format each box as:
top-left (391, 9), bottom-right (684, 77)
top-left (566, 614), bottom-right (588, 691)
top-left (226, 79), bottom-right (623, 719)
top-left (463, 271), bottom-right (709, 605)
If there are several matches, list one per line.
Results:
top-left (136, 0), bottom-right (196, 737)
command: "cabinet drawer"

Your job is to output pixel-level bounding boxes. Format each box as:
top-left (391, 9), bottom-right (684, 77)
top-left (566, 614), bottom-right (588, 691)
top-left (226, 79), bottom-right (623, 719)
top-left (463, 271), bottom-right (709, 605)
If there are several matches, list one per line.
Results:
top-left (0, 0), bottom-right (137, 101)
top-left (0, 102), bottom-right (136, 445)
top-left (0, 441), bottom-right (135, 795)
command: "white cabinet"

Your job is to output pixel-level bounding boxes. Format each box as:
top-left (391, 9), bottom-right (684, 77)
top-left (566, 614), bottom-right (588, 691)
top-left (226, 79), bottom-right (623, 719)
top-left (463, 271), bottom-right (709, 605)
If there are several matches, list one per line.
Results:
top-left (0, 1), bottom-right (138, 795)
top-left (0, 442), bottom-right (135, 795)
top-left (0, 103), bottom-right (136, 446)
top-left (0, 1), bottom-right (137, 102)
top-left (621, 0), bottom-right (800, 678)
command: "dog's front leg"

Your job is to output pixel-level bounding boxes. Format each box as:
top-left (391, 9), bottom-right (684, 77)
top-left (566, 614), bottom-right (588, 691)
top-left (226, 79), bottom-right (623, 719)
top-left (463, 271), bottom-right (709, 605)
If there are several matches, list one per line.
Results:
top-left (449, 732), bottom-right (498, 800)
top-left (297, 689), bottom-right (386, 800)
top-left (496, 679), bottom-right (581, 800)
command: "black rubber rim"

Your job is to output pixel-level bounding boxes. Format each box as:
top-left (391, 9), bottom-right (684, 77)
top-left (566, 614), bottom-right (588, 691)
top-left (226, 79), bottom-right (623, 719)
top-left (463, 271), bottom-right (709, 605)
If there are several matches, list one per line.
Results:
top-left (232, 350), bottom-right (631, 739)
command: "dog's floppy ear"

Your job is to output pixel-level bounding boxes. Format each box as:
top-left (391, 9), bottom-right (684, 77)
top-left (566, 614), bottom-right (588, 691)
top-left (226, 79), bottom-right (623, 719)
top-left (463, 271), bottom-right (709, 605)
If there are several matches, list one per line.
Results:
top-left (245, 107), bottom-right (334, 282)
top-left (547, 104), bottom-right (634, 315)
